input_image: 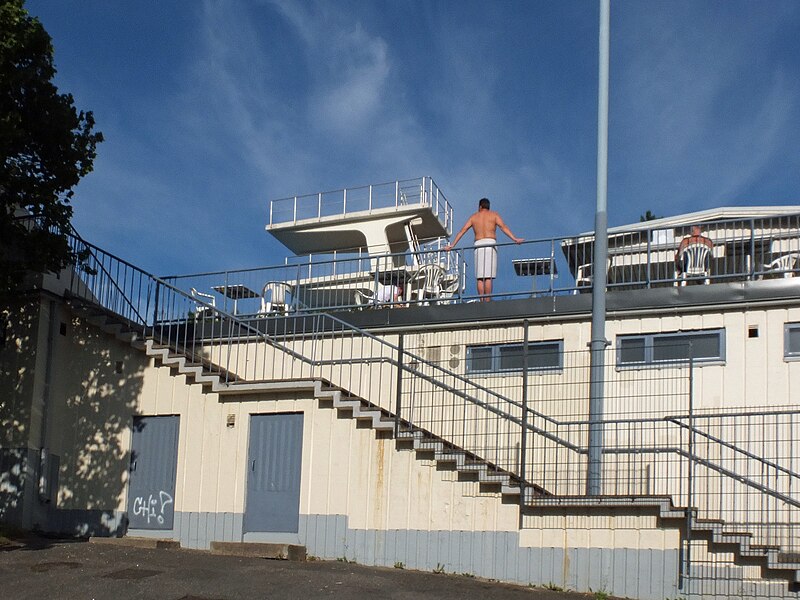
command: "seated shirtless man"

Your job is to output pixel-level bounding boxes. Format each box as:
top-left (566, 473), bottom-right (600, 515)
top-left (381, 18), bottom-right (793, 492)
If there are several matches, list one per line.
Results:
top-left (445, 198), bottom-right (523, 302)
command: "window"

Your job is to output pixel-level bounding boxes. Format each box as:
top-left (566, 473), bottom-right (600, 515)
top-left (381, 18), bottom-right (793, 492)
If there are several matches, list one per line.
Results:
top-left (466, 341), bottom-right (563, 374)
top-left (785, 323), bottom-right (800, 359)
top-left (617, 329), bottom-right (725, 367)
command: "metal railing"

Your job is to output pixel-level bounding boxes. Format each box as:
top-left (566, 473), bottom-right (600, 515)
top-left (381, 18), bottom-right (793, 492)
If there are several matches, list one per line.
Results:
top-left (566, 212), bottom-right (800, 289)
top-left (53, 223), bottom-right (800, 596)
top-left (163, 241), bottom-right (466, 314)
top-left (267, 176), bottom-right (454, 235)
top-left (166, 212), bottom-right (800, 313)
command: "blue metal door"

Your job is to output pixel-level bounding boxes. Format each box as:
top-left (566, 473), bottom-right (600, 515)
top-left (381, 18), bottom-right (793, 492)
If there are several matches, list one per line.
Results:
top-left (126, 416), bottom-right (179, 530)
top-left (244, 413), bottom-right (303, 533)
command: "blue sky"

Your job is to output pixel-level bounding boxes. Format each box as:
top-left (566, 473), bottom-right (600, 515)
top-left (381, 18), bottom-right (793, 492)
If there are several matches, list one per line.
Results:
top-left (26, 0), bottom-right (800, 277)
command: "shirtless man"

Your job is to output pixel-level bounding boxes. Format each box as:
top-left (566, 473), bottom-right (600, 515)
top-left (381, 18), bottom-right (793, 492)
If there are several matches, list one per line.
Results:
top-left (445, 198), bottom-right (523, 302)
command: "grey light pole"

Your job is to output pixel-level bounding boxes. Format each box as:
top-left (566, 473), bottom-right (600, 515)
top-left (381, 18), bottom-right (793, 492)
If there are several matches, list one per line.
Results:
top-left (587, 0), bottom-right (610, 496)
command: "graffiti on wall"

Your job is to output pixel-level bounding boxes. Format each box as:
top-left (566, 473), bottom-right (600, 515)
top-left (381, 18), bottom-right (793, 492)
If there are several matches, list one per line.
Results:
top-left (131, 490), bottom-right (173, 525)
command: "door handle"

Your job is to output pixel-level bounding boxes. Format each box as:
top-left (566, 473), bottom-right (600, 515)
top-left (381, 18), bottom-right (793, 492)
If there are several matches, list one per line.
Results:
top-left (251, 459), bottom-right (255, 471)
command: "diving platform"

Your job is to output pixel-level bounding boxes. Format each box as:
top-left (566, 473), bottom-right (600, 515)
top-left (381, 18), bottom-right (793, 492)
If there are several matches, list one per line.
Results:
top-left (266, 176), bottom-right (453, 256)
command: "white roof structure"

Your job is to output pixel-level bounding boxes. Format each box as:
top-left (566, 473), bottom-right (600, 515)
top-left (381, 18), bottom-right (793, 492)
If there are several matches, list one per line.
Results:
top-left (588, 206), bottom-right (800, 237)
top-left (266, 176), bottom-right (453, 257)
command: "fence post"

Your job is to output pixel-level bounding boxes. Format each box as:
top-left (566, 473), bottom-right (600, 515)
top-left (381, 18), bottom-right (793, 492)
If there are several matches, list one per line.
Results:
top-left (394, 334), bottom-right (405, 437)
top-left (749, 217), bottom-right (756, 280)
top-left (152, 281), bottom-right (160, 340)
top-left (682, 348), bottom-right (695, 592)
top-left (520, 320), bottom-right (530, 513)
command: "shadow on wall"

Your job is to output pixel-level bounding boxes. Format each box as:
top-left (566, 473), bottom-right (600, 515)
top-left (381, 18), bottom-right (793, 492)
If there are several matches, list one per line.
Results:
top-left (0, 295), bottom-right (146, 538)
top-left (0, 299), bottom-right (38, 527)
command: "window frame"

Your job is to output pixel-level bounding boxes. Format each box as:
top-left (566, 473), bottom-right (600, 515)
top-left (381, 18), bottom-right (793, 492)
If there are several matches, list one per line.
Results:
top-left (784, 323), bottom-right (800, 360)
top-left (616, 329), bottom-right (726, 368)
top-left (465, 340), bottom-right (564, 375)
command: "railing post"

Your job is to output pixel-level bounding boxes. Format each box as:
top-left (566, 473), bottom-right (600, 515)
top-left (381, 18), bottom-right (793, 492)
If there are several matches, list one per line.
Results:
top-left (520, 320), bottom-right (529, 513)
top-left (294, 265), bottom-right (301, 313)
top-left (395, 180), bottom-right (399, 208)
top-left (394, 333), bottom-right (405, 437)
top-left (646, 229), bottom-right (652, 288)
top-left (152, 281), bottom-right (160, 335)
top-left (749, 217), bottom-right (756, 280)
top-left (223, 271), bottom-right (230, 314)
top-left (683, 348), bottom-right (695, 592)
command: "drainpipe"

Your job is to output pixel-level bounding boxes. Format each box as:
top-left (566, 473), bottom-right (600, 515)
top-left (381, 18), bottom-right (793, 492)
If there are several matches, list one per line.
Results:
top-left (587, 0), bottom-right (610, 496)
top-left (33, 300), bottom-right (58, 513)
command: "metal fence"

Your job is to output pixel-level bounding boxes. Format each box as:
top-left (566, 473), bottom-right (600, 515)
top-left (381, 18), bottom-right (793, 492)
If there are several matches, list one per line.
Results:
top-left (165, 212), bottom-right (800, 313)
top-left (54, 222), bottom-right (800, 597)
top-left (267, 176), bottom-right (454, 234)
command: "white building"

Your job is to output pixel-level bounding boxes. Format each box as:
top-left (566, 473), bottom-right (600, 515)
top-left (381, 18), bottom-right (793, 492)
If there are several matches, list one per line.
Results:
top-left (3, 178), bottom-right (800, 599)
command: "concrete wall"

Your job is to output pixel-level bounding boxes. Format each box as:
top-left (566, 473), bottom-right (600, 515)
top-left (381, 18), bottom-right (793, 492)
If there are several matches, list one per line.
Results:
top-left (1, 296), bottom-right (46, 528)
top-left (1, 294), bottom-right (146, 533)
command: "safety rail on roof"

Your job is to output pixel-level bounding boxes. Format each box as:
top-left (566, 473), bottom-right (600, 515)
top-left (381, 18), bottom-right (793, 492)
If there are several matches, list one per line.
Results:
top-left (166, 211), bottom-right (800, 314)
top-left (267, 176), bottom-right (454, 235)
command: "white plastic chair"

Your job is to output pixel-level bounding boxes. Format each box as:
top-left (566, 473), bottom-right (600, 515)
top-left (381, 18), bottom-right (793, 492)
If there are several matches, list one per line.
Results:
top-left (575, 263), bottom-right (593, 289)
top-left (260, 281), bottom-right (292, 315)
top-left (438, 273), bottom-right (461, 303)
top-left (190, 287), bottom-right (216, 317)
top-left (410, 263), bottom-right (445, 304)
top-left (676, 243), bottom-right (712, 286)
top-left (767, 253), bottom-right (800, 278)
top-left (354, 289), bottom-right (375, 309)
top-left (572, 259), bottom-right (610, 294)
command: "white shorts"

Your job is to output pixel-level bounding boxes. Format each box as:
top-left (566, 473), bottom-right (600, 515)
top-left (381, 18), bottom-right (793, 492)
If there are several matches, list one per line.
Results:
top-left (474, 239), bottom-right (497, 279)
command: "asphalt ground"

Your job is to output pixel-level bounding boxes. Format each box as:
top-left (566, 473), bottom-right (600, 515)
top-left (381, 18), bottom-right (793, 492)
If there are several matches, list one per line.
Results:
top-left (0, 535), bottom-right (621, 600)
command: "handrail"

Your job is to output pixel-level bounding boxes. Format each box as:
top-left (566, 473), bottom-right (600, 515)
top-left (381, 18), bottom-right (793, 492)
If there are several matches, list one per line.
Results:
top-left (667, 415), bottom-right (800, 484)
top-left (602, 444), bottom-right (800, 510)
top-left (59, 223), bottom-right (800, 551)
top-left (267, 176), bottom-right (453, 233)
top-left (64, 225), bottom-right (562, 429)
top-left (166, 210), bottom-right (800, 312)
top-left (67, 226), bottom-right (149, 326)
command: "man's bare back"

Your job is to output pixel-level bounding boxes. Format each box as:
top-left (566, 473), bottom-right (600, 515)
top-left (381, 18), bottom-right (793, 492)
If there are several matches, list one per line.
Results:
top-left (446, 204), bottom-right (522, 250)
top-left (467, 209), bottom-right (506, 241)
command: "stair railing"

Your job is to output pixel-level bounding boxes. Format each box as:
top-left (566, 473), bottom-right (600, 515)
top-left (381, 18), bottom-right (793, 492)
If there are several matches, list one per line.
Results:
top-left (62, 226), bottom-right (800, 564)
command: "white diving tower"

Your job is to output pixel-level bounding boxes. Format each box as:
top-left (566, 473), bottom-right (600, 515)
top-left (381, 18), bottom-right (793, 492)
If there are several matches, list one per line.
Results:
top-left (265, 177), bottom-right (458, 309)
top-left (266, 177), bottom-right (453, 263)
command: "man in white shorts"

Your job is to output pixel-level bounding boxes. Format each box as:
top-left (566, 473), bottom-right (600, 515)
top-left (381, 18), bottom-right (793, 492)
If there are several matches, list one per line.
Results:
top-left (445, 198), bottom-right (523, 302)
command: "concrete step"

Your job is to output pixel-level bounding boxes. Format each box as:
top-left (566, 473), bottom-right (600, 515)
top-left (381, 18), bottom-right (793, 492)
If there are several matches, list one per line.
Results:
top-left (89, 536), bottom-right (180, 549)
top-left (210, 541), bottom-right (306, 561)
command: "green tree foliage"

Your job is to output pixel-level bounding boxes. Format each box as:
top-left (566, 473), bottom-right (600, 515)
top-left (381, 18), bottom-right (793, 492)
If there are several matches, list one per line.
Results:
top-left (639, 210), bottom-right (661, 222)
top-left (0, 0), bottom-right (103, 296)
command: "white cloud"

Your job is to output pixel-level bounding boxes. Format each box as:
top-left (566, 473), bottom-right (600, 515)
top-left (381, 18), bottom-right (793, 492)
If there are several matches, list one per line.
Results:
top-left (270, 1), bottom-right (393, 136)
top-left (612, 3), bottom-right (800, 220)
top-left (309, 26), bottom-right (390, 133)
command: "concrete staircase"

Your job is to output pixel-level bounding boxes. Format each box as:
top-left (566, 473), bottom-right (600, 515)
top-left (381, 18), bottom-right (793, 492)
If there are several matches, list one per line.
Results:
top-left (68, 298), bottom-right (800, 593)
